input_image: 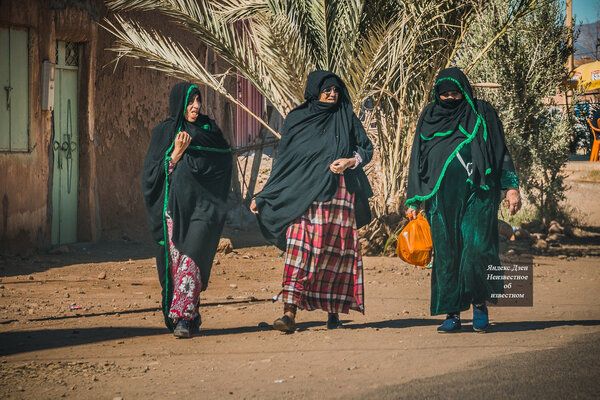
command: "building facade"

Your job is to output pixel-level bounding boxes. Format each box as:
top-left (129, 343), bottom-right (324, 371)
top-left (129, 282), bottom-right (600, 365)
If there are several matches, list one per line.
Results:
top-left (0, 0), bottom-right (263, 252)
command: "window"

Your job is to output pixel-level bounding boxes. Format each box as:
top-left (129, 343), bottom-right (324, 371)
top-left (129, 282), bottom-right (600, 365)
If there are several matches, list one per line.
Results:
top-left (0, 26), bottom-right (29, 152)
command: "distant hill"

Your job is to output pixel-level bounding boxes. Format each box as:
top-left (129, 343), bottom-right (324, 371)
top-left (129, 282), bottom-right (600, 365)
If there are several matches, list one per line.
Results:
top-left (575, 21), bottom-right (599, 60)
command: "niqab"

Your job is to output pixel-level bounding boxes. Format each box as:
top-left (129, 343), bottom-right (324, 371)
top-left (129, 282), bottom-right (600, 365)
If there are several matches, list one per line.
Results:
top-left (406, 67), bottom-right (511, 206)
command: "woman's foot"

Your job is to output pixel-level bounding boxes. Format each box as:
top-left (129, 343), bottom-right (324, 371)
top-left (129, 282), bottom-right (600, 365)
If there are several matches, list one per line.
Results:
top-left (274, 304), bottom-right (297, 333)
top-left (273, 315), bottom-right (296, 333)
top-left (437, 313), bottom-right (461, 333)
top-left (472, 303), bottom-right (489, 332)
top-left (327, 313), bottom-right (343, 329)
top-left (173, 320), bottom-right (191, 338)
top-left (191, 313), bottom-right (202, 334)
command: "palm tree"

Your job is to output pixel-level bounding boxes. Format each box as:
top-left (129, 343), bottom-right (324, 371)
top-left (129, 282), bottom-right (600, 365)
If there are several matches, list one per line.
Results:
top-left (104, 0), bottom-right (538, 251)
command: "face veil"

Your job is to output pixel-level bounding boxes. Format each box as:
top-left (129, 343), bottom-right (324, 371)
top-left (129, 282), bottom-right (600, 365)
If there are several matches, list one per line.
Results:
top-left (406, 67), bottom-right (512, 206)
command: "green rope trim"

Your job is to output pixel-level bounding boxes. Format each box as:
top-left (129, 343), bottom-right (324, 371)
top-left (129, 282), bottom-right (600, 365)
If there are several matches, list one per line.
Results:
top-left (485, 168), bottom-right (492, 175)
top-left (188, 145), bottom-right (231, 153)
top-left (405, 77), bottom-right (491, 206)
top-left (161, 84), bottom-right (198, 330)
top-left (465, 179), bottom-right (491, 191)
top-left (501, 169), bottom-right (520, 189)
top-left (420, 130), bottom-right (453, 141)
top-left (162, 143), bottom-right (175, 330)
top-left (405, 134), bottom-right (476, 206)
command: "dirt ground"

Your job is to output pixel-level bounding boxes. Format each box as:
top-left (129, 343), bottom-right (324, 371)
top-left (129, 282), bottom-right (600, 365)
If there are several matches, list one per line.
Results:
top-left (1, 160), bottom-right (599, 399)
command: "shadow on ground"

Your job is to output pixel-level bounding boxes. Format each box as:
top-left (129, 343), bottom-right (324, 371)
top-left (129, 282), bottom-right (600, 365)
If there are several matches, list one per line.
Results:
top-left (484, 319), bottom-right (600, 333)
top-left (0, 327), bottom-right (166, 356)
top-left (5, 319), bottom-right (598, 356)
top-left (0, 240), bottom-right (156, 277)
top-left (0, 226), bottom-right (275, 278)
top-left (349, 331), bottom-right (600, 399)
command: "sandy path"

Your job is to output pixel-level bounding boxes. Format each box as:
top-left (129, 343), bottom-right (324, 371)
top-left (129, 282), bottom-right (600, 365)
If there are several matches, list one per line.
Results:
top-left (1, 244), bottom-right (599, 399)
top-left (0, 160), bottom-right (598, 399)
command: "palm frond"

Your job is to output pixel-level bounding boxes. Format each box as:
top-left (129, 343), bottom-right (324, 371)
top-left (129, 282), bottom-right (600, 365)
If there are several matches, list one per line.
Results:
top-left (103, 0), bottom-right (540, 220)
top-left (103, 15), bottom-right (281, 138)
top-left (107, 0), bottom-right (288, 115)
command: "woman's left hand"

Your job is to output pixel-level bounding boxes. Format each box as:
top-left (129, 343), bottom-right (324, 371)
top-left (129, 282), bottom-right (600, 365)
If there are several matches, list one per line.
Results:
top-left (505, 188), bottom-right (522, 216)
top-left (249, 199), bottom-right (259, 215)
top-left (329, 158), bottom-right (355, 174)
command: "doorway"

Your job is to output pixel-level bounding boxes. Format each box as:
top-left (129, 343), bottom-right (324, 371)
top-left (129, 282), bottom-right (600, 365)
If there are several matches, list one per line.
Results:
top-left (51, 41), bottom-right (79, 245)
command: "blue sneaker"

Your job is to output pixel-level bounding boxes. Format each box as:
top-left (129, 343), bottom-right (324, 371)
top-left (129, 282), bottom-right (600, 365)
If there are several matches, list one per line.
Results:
top-left (437, 315), bottom-right (461, 333)
top-left (472, 304), bottom-right (489, 332)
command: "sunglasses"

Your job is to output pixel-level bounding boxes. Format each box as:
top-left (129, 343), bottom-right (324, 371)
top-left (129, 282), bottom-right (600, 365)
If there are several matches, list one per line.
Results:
top-left (321, 86), bottom-right (340, 95)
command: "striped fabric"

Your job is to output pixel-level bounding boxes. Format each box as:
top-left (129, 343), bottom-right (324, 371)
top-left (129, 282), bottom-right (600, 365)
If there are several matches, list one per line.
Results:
top-left (275, 176), bottom-right (364, 314)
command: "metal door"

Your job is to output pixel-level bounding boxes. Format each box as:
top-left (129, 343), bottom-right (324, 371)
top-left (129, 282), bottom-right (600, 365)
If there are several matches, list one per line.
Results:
top-left (51, 41), bottom-right (79, 245)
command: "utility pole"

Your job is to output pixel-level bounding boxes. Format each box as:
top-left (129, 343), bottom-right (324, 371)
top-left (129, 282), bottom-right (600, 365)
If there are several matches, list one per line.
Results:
top-left (565, 0), bottom-right (573, 110)
top-left (566, 0), bottom-right (574, 71)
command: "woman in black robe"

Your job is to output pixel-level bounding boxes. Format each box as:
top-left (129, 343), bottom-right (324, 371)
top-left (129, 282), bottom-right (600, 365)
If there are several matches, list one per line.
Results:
top-left (250, 70), bottom-right (373, 333)
top-left (142, 82), bottom-right (232, 337)
top-left (405, 67), bottom-right (521, 333)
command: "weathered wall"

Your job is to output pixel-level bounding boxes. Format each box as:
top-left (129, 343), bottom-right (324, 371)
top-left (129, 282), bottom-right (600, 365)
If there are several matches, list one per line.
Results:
top-left (0, 0), bottom-right (237, 251)
top-left (94, 12), bottom-right (236, 241)
top-left (0, 0), bottom-right (50, 251)
top-left (1, 0), bottom-right (102, 252)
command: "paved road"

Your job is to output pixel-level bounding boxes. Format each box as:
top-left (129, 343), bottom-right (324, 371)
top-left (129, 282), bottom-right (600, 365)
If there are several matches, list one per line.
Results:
top-left (356, 332), bottom-right (600, 399)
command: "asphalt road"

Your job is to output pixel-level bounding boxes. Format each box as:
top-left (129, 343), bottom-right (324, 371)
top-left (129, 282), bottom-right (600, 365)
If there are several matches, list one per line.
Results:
top-left (355, 332), bottom-right (600, 399)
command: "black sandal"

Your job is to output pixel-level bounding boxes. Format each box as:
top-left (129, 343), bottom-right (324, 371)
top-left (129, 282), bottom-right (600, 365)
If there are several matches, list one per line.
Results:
top-left (273, 315), bottom-right (296, 333)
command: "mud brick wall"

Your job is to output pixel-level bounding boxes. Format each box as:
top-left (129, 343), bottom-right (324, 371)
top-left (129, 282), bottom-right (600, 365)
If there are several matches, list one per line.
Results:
top-left (94, 11), bottom-right (236, 241)
top-left (0, 0), bottom-right (237, 251)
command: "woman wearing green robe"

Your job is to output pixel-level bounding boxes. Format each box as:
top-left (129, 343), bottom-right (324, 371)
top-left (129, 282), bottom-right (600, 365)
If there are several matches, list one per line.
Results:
top-left (405, 67), bottom-right (521, 333)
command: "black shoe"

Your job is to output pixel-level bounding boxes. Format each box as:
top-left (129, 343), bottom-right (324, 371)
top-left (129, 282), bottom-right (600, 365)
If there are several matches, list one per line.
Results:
top-left (273, 315), bottom-right (296, 333)
top-left (327, 314), bottom-right (343, 330)
top-left (173, 320), bottom-right (191, 338)
top-left (191, 313), bottom-right (202, 333)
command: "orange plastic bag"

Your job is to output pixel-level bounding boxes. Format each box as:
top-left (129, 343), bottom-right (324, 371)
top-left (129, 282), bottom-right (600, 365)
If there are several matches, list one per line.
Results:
top-left (396, 214), bottom-right (433, 268)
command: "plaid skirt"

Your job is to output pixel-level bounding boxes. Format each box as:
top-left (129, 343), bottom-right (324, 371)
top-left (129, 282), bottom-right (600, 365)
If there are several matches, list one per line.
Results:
top-left (275, 175), bottom-right (365, 314)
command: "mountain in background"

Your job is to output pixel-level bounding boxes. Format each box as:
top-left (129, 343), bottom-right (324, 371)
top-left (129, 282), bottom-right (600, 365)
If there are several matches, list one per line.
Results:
top-left (575, 21), bottom-right (600, 60)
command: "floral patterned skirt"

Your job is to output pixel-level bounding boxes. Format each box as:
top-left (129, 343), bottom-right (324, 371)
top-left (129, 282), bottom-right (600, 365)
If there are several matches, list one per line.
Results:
top-left (165, 212), bottom-right (203, 322)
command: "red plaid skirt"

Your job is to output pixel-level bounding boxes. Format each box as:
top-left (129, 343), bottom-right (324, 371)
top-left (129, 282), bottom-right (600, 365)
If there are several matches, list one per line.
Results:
top-left (275, 175), bottom-right (364, 314)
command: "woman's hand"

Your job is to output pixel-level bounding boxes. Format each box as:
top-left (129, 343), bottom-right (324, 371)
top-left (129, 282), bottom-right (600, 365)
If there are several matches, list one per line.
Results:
top-left (505, 188), bottom-right (522, 216)
top-left (170, 131), bottom-right (192, 164)
top-left (329, 158), bottom-right (355, 174)
top-left (250, 198), bottom-right (259, 215)
top-left (406, 207), bottom-right (418, 220)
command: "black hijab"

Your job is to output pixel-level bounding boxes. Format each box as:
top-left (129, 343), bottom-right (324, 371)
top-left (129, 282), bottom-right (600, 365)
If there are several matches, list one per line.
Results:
top-left (254, 70), bottom-right (373, 249)
top-left (406, 67), bottom-right (509, 206)
top-left (142, 82), bottom-right (232, 327)
top-left (142, 82), bottom-right (231, 242)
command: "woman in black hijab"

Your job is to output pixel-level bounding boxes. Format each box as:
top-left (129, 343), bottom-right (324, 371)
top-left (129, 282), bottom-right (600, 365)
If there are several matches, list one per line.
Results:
top-left (406, 67), bottom-right (521, 333)
top-left (142, 82), bottom-right (232, 337)
top-left (250, 70), bottom-right (373, 332)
